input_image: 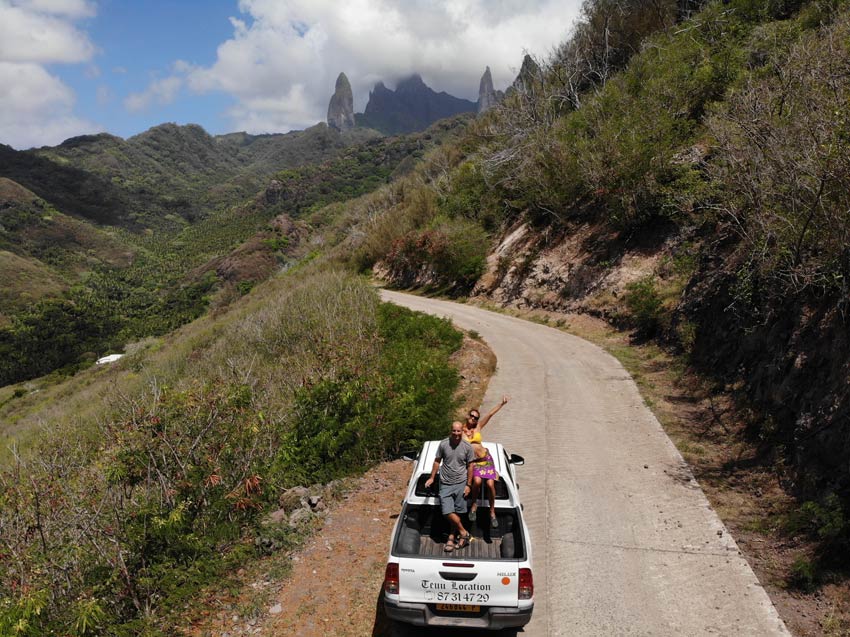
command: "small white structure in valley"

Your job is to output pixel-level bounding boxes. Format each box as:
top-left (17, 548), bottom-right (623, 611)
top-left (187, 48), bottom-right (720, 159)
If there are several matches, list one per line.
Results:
top-left (96, 354), bottom-right (124, 365)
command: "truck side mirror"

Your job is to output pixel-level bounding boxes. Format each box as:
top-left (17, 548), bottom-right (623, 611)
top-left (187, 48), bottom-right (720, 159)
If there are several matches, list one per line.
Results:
top-left (401, 450), bottom-right (420, 462)
top-left (509, 453), bottom-right (525, 466)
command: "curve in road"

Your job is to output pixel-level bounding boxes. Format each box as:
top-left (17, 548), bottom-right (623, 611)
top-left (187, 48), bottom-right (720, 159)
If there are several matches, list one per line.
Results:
top-left (382, 290), bottom-right (790, 637)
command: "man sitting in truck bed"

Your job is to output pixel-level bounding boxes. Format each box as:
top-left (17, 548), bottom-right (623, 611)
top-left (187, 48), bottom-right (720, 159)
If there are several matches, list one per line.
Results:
top-left (424, 421), bottom-right (475, 552)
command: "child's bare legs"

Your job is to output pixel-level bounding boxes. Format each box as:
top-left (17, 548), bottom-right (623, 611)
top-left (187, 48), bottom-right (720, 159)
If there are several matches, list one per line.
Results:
top-left (469, 475), bottom-right (483, 518)
top-left (486, 478), bottom-right (498, 527)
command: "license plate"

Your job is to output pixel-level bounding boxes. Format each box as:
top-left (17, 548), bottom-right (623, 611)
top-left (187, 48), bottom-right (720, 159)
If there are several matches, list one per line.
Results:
top-left (436, 603), bottom-right (480, 613)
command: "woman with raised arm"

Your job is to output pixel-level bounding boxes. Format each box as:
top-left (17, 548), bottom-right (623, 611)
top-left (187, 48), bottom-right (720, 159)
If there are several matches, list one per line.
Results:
top-left (463, 395), bottom-right (509, 527)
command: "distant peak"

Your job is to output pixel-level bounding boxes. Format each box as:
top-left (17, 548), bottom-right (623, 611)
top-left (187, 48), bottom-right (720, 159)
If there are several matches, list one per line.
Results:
top-left (360, 73), bottom-right (475, 135)
top-left (515, 54), bottom-right (541, 90)
top-left (397, 74), bottom-right (426, 90)
top-left (59, 132), bottom-right (121, 147)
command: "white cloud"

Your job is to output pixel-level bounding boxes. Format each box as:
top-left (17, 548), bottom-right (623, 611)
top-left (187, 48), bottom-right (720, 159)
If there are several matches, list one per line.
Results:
top-left (0, 1), bottom-right (95, 63)
top-left (183, 0), bottom-right (582, 134)
top-left (13, 0), bottom-right (95, 18)
top-left (0, 0), bottom-right (98, 148)
top-left (0, 61), bottom-right (99, 148)
top-left (124, 75), bottom-right (184, 112)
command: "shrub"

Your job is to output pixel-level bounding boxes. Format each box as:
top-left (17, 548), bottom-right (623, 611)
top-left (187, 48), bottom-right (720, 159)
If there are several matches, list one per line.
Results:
top-left (624, 276), bottom-right (664, 334)
top-left (287, 303), bottom-right (460, 483)
top-left (384, 217), bottom-right (488, 293)
top-left (440, 161), bottom-right (502, 230)
top-left (789, 554), bottom-right (819, 591)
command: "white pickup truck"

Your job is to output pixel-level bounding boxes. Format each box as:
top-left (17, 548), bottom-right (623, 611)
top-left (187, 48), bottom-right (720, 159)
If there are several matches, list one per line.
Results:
top-left (383, 440), bottom-right (534, 630)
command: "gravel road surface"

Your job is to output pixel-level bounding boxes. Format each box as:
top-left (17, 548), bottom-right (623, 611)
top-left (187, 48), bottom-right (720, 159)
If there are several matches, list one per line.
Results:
top-left (382, 290), bottom-right (790, 637)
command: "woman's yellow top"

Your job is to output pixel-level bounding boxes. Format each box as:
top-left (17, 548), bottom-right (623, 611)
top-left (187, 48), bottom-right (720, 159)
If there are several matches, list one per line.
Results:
top-left (466, 430), bottom-right (482, 444)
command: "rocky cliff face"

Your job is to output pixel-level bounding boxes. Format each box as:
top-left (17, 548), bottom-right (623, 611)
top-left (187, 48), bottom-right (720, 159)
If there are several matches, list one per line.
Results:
top-left (357, 74), bottom-right (476, 135)
top-left (477, 66), bottom-right (503, 114)
top-left (327, 72), bottom-right (355, 132)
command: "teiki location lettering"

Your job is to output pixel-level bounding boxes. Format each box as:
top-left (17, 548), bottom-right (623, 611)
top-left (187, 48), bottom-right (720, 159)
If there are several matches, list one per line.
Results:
top-left (421, 581), bottom-right (492, 591)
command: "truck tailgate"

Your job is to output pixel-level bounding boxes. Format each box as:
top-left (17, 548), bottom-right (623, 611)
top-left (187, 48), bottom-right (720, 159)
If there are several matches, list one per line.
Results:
top-left (399, 559), bottom-right (519, 608)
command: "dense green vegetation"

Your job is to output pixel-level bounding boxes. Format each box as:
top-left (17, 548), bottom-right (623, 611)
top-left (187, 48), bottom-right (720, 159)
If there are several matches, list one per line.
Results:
top-left (0, 273), bottom-right (462, 636)
top-left (14, 124), bottom-right (378, 230)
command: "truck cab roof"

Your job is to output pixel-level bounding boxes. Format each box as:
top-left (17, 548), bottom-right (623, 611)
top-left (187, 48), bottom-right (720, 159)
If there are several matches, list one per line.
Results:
top-left (404, 440), bottom-right (523, 508)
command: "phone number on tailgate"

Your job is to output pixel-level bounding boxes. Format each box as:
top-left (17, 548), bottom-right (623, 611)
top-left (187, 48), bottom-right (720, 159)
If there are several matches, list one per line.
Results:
top-left (435, 592), bottom-right (490, 603)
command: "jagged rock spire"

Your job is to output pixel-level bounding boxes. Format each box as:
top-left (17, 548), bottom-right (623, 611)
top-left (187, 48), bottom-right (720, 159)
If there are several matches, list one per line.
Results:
top-left (477, 66), bottom-right (498, 114)
top-left (327, 72), bottom-right (355, 132)
top-left (513, 54), bottom-right (541, 93)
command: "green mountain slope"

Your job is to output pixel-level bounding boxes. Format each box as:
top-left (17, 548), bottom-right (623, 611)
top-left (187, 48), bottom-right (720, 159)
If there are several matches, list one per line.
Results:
top-left (0, 177), bottom-right (136, 320)
top-left (27, 123), bottom-right (380, 230)
top-left (0, 116), bottom-right (469, 387)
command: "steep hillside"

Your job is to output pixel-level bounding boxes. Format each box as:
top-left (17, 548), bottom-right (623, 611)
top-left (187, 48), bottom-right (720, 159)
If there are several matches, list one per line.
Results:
top-left (0, 268), bottom-right (466, 636)
top-left (0, 177), bottom-right (136, 321)
top-left (0, 177), bottom-right (134, 269)
top-left (0, 143), bottom-right (134, 227)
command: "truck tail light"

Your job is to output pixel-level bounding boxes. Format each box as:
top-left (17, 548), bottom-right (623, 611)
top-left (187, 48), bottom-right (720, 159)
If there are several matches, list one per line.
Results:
top-left (518, 568), bottom-right (533, 600)
top-left (384, 563), bottom-right (400, 595)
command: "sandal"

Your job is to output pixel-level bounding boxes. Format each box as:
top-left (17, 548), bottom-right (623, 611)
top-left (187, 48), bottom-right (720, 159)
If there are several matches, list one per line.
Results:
top-left (444, 536), bottom-right (456, 552)
top-left (456, 533), bottom-right (471, 550)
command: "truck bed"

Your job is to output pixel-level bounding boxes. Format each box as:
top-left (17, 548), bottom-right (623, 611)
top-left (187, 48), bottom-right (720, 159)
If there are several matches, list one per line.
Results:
top-left (418, 534), bottom-right (504, 558)
top-left (393, 504), bottom-right (524, 560)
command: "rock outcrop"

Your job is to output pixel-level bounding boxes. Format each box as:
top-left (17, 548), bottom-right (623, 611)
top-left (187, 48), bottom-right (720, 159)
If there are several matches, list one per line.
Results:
top-left (477, 66), bottom-right (503, 114)
top-left (327, 72), bottom-right (355, 132)
top-left (357, 74), bottom-right (476, 135)
top-left (511, 54), bottom-right (542, 94)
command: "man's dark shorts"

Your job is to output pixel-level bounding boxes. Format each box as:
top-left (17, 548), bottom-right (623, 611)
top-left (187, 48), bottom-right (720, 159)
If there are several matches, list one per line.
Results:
top-left (439, 481), bottom-right (467, 515)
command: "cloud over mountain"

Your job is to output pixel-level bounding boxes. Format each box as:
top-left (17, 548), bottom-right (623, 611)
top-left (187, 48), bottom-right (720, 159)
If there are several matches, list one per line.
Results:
top-left (176, 0), bottom-right (581, 134)
top-left (0, 0), bottom-right (99, 148)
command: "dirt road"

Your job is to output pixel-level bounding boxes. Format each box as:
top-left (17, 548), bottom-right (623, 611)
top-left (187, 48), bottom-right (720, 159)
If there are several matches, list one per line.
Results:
top-left (382, 290), bottom-right (789, 636)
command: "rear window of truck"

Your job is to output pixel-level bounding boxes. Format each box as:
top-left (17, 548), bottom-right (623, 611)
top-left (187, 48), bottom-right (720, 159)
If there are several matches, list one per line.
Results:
top-left (414, 474), bottom-right (510, 499)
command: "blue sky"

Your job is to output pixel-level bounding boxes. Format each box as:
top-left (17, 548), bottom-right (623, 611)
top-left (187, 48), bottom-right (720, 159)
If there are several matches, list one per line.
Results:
top-left (61, 1), bottom-right (236, 140)
top-left (0, 0), bottom-right (583, 149)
